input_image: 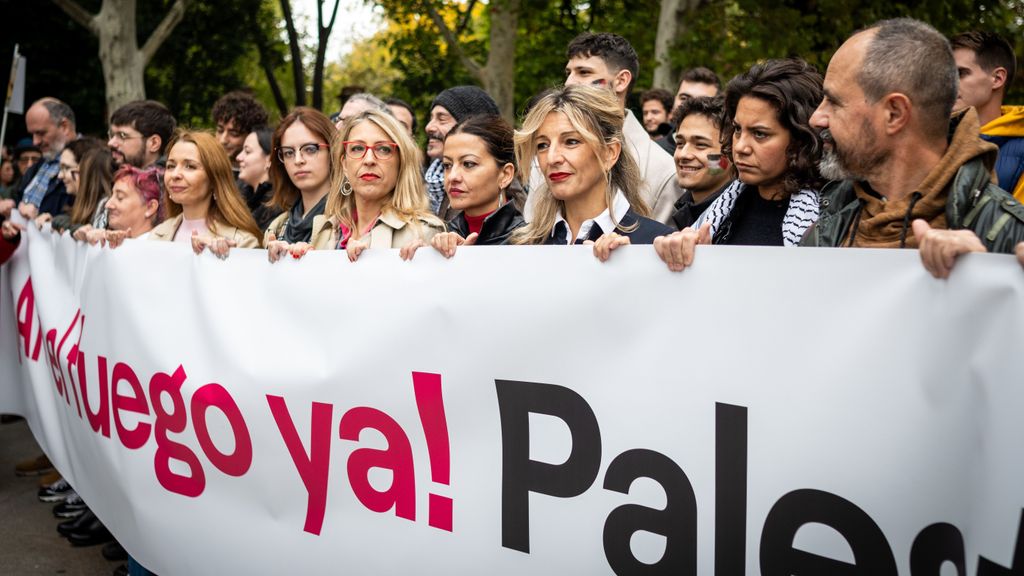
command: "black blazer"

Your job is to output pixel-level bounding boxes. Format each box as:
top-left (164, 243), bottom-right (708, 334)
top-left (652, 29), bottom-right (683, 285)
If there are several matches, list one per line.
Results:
top-left (545, 208), bottom-right (673, 245)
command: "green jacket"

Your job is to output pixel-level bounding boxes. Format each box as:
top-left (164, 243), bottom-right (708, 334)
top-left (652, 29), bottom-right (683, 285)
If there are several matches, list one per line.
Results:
top-left (802, 113), bottom-right (1024, 253)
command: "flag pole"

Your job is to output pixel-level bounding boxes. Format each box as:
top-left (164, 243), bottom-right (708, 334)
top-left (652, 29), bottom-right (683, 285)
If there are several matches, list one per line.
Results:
top-left (0, 44), bottom-right (21, 171)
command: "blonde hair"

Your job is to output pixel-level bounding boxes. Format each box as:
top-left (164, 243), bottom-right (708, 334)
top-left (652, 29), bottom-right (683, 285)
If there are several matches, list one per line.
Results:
top-left (326, 109), bottom-right (443, 232)
top-left (511, 84), bottom-right (647, 245)
top-left (164, 129), bottom-right (262, 242)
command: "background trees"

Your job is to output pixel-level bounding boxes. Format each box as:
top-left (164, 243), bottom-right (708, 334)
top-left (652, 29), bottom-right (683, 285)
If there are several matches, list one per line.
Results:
top-left (1, 0), bottom-right (1021, 145)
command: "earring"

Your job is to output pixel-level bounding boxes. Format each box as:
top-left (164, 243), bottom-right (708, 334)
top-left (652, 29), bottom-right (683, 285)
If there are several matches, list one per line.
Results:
top-left (341, 176), bottom-right (353, 196)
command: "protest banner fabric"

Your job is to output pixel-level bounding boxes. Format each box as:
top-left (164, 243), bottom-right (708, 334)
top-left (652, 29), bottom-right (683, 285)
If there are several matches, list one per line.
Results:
top-left (2, 224), bottom-right (1023, 575)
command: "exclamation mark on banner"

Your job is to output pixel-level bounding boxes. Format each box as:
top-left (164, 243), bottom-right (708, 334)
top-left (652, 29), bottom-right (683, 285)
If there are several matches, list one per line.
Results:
top-left (412, 371), bottom-right (453, 532)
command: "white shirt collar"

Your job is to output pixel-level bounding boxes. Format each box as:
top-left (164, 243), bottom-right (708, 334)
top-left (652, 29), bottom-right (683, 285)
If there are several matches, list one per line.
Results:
top-left (550, 190), bottom-right (630, 243)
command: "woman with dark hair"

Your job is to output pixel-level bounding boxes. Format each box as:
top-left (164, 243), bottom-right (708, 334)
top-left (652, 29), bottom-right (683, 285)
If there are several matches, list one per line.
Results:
top-left (655, 58), bottom-right (824, 270)
top-left (426, 115), bottom-right (524, 257)
top-left (510, 84), bottom-right (671, 252)
top-left (236, 126), bottom-right (281, 232)
top-left (263, 107), bottom-right (338, 261)
top-left (151, 130), bottom-right (261, 254)
top-left (36, 138), bottom-right (109, 234)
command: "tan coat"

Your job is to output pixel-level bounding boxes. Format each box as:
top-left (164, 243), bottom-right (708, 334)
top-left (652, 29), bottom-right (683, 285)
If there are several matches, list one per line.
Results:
top-left (350, 210), bottom-right (444, 248)
top-left (149, 214), bottom-right (260, 248)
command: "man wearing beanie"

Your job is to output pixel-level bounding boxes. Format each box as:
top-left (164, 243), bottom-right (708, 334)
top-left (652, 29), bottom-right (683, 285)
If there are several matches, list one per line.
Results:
top-left (424, 86), bottom-right (500, 218)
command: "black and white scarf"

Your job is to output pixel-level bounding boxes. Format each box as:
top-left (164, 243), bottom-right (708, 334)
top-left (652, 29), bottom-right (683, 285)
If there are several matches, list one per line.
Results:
top-left (424, 158), bottom-right (446, 215)
top-left (695, 180), bottom-right (819, 246)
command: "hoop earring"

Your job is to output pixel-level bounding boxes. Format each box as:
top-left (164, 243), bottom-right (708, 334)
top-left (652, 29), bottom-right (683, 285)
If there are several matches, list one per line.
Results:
top-left (341, 176), bottom-right (353, 196)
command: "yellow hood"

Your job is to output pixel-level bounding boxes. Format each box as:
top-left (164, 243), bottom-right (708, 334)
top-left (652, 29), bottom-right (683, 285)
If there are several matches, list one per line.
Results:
top-left (981, 105), bottom-right (1024, 137)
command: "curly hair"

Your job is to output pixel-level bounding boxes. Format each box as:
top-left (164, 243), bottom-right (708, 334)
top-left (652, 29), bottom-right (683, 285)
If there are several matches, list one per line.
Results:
top-left (721, 58), bottom-right (824, 195)
top-left (211, 91), bottom-right (269, 134)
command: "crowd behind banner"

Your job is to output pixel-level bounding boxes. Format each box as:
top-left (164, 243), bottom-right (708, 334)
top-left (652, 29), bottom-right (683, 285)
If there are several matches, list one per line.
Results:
top-left (1, 16), bottom-right (1024, 576)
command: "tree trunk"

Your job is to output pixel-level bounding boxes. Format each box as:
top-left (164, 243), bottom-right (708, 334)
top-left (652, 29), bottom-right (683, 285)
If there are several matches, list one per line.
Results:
top-left (481, 0), bottom-right (519, 121)
top-left (653, 0), bottom-right (703, 90)
top-left (312, 0), bottom-right (341, 111)
top-left (52, 0), bottom-right (187, 115)
top-left (95, 0), bottom-right (145, 113)
top-left (280, 0), bottom-right (307, 106)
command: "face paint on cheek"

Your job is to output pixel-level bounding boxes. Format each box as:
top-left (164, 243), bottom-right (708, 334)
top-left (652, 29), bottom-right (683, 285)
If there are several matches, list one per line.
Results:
top-left (591, 79), bottom-right (607, 87)
top-left (706, 153), bottom-right (728, 175)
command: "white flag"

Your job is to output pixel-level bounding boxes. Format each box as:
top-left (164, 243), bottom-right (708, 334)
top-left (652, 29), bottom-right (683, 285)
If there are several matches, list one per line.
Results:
top-left (6, 49), bottom-right (26, 115)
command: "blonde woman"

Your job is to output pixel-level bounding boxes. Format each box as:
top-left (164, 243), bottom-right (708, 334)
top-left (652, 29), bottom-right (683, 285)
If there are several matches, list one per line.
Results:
top-left (151, 130), bottom-right (261, 255)
top-left (511, 84), bottom-right (671, 258)
top-left (331, 109), bottom-right (444, 261)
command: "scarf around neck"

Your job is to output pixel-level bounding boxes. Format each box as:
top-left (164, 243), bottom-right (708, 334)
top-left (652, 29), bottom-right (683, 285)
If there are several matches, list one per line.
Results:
top-left (284, 194), bottom-right (327, 244)
top-left (696, 180), bottom-right (819, 246)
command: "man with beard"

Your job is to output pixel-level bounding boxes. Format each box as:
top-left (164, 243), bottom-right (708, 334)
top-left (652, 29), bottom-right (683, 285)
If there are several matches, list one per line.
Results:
top-left (8, 98), bottom-right (77, 220)
top-left (423, 85), bottom-right (500, 219)
top-left (107, 100), bottom-right (176, 168)
top-left (804, 18), bottom-right (1024, 278)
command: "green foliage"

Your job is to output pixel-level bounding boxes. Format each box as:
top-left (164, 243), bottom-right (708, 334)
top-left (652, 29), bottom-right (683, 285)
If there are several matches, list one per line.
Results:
top-left (143, 0), bottom-right (271, 128)
top-left (673, 0), bottom-right (1024, 101)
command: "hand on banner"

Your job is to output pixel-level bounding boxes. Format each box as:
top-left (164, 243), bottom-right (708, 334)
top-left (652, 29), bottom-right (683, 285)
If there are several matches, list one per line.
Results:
top-left (654, 222), bottom-right (712, 272)
top-left (18, 202), bottom-right (38, 220)
top-left (912, 219), bottom-right (987, 279)
top-left (346, 238), bottom-right (368, 262)
top-left (106, 229), bottom-right (130, 249)
top-left (84, 228), bottom-right (107, 245)
top-left (34, 213), bottom-right (52, 229)
top-left (0, 198), bottom-right (14, 218)
top-left (430, 232), bottom-right (477, 259)
top-left (588, 232), bottom-right (630, 262)
top-left (1017, 242), bottom-right (1024, 270)
top-left (1, 219), bottom-right (24, 239)
top-left (72, 224), bottom-right (94, 242)
top-left (400, 238), bottom-right (426, 261)
top-left (266, 232), bottom-right (310, 263)
top-left (191, 230), bottom-right (237, 260)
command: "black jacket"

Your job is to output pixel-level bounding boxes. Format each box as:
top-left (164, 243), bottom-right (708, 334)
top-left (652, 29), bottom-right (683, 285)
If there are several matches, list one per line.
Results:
top-left (545, 208), bottom-right (673, 245)
top-left (240, 181), bottom-right (282, 233)
top-left (446, 201), bottom-right (525, 245)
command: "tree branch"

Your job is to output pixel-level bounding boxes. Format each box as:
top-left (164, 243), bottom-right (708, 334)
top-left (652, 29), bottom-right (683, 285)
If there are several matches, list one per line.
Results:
top-left (422, 0), bottom-right (483, 82)
top-left (50, 0), bottom-right (99, 35)
top-left (323, 0), bottom-right (341, 34)
top-left (455, 0), bottom-right (477, 36)
top-left (141, 0), bottom-right (188, 65)
top-left (280, 0), bottom-right (306, 106)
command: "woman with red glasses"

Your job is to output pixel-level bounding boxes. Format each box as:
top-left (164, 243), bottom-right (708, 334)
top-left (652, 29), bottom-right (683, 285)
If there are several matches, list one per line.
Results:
top-left (330, 109), bottom-right (445, 261)
top-left (264, 107), bottom-right (339, 262)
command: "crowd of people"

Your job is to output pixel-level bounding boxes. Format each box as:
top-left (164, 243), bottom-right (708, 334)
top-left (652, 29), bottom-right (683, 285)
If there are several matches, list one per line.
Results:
top-left (2, 17), bottom-right (1024, 576)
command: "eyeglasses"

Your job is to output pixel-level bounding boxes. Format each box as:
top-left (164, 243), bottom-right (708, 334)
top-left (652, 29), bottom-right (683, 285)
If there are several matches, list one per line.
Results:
top-left (342, 141), bottom-right (398, 160)
top-left (277, 142), bottom-right (329, 163)
top-left (58, 165), bottom-right (80, 179)
top-left (108, 130), bottom-right (144, 142)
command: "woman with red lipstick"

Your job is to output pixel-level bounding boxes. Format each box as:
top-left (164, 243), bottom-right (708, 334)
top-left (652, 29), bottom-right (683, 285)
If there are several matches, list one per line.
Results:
top-left (655, 59), bottom-right (824, 271)
top-left (509, 84), bottom-right (671, 248)
top-left (264, 107), bottom-right (339, 262)
top-left (150, 130), bottom-right (261, 255)
top-left (327, 109), bottom-right (444, 262)
top-left (427, 115), bottom-right (524, 257)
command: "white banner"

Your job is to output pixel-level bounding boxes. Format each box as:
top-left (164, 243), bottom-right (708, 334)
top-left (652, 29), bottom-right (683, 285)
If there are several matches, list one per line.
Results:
top-left (2, 223), bottom-right (1023, 575)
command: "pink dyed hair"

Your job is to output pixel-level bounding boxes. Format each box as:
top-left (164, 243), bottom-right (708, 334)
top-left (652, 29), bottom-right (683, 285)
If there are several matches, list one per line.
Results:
top-left (113, 165), bottom-right (165, 223)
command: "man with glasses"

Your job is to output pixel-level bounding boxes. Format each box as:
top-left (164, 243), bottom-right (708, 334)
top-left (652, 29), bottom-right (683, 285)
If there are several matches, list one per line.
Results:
top-left (107, 100), bottom-right (177, 169)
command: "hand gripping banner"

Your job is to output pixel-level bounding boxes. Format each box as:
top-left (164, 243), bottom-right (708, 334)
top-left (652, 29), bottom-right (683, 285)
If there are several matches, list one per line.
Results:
top-left (2, 224), bottom-right (1023, 575)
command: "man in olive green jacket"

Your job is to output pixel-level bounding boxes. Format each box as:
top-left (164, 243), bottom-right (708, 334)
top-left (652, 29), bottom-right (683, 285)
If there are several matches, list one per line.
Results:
top-left (805, 18), bottom-right (1024, 278)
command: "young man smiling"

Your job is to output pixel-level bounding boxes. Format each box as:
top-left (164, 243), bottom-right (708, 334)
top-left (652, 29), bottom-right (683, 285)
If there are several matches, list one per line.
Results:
top-left (669, 96), bottom-right (734, 230)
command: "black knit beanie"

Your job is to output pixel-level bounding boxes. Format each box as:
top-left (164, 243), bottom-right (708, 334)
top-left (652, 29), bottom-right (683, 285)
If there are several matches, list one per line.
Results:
top-left (429, 86), bottom-right (499, 122)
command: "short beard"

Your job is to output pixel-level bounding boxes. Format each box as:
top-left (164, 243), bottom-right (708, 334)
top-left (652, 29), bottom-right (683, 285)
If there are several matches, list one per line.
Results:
top-left (818, 147), bottom-right (852, 181)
